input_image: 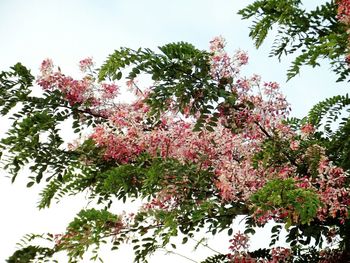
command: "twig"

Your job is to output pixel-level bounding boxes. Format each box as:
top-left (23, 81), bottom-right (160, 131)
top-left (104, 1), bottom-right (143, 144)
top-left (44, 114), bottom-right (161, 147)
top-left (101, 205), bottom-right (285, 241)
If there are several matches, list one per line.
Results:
top-left (161, 248), bottom-right (199, 263)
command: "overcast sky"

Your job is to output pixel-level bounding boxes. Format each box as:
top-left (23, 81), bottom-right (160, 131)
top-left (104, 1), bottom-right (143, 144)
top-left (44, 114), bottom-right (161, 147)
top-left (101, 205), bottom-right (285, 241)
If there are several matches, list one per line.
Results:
top-left (0, 0), bottom-right (348, 262)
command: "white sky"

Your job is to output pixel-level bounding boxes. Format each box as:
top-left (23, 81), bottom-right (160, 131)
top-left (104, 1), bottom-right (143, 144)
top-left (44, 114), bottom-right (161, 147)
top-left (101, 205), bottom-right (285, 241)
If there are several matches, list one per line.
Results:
top-left (0, 0), bottom-right (348, 262)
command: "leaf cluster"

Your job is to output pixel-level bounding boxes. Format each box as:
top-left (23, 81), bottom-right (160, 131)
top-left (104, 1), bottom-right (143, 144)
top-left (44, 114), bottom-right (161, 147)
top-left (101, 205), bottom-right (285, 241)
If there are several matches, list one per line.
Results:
top-left (239, 0), bottom-right (350, 81)
top-left (99, 42), bottom-right (241, 131)
top-left (308, 94), bottom-right (350, 169)
top-left (251, 178), bottom-right (321, 226)
top-left (0, 65), bottom-right (105, 188)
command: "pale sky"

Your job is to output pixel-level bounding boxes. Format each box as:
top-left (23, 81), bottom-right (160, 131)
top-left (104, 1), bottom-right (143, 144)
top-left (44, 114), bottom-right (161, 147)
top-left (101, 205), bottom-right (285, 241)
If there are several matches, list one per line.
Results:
top-left (0, 0), bottom-right (347, 262)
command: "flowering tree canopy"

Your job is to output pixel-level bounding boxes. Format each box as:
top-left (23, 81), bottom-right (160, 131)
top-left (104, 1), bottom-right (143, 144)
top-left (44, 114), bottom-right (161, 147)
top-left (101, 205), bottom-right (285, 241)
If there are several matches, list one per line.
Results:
top-left (2, 1), bottom-right (350, 262)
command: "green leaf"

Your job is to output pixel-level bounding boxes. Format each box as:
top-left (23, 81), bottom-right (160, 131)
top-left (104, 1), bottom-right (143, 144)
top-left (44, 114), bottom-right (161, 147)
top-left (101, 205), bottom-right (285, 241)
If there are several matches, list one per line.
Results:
top-left (26, 182), bottom-right (35, 188)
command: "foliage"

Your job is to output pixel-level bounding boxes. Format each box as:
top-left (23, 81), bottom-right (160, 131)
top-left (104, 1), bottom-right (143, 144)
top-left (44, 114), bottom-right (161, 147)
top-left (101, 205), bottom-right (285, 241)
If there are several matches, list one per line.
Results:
top-left (251, 178), bottom-right (321, 227)
top-left (6, 245), bottom-right (54, 263)
top-left (238, 0), bottom-right (350, 81)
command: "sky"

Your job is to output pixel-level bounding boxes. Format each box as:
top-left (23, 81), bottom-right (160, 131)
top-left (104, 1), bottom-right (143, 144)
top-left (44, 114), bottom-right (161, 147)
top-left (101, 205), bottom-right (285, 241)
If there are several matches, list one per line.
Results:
top-left (0, 0), bottom-right (348, 262)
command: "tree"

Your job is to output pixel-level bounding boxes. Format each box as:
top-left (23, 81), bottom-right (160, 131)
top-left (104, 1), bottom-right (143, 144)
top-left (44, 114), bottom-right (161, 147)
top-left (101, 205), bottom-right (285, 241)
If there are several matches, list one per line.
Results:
top-left (2, 2), bottom-right (350, 262)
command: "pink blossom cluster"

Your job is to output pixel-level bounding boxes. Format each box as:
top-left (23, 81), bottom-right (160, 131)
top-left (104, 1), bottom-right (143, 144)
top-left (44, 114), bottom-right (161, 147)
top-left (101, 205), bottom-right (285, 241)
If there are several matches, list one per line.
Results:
top-left (337, 0), bottom-right (350, 24)
top-left (90, 122), bottom-right (144, 163)
top-left (79, 57), bottom-right (94, 72)
top-left (207, 41), bottom-right (293, 203)
top-left (315, 157), bottom-right (350, 223)
top-left (227, 252), bottom-right (256, 263)
top-left (101, 83), bottom-right (119, 99)
top-left (37, 58), bottom-right (119, 108)
top-left (91, 110), bottom-right (282, 204)
top-left (290, 140), bottom-right (300, 151)
top-left (228, 231), bottom-right (250, 251)
top-left (40, 58), bottom-right (54, 76)
top-left (209, 36), bottom-right (248, 79)
top-left (270, 247), bottom-right (291, 263)
top-left (252, 154), bottom-right (350, 225)
top-left (227, 247), bottom-right (291, 263)
top-left (53, 232), bottom-right (77, 247)
top-left (209, 36), bottom-right (233, 79)
top-left (142, 194), bottom-right (179, 212)
top-left (300, 123), bottom-right (315, 135)
top-left (319, 248), bottom-right (344, 262)
top-left (208, 39), bottom-right (349, 224)
top-left (37, 63), bottom-right (92, 105)
top-left (253, 207), bottom-right (290, 225)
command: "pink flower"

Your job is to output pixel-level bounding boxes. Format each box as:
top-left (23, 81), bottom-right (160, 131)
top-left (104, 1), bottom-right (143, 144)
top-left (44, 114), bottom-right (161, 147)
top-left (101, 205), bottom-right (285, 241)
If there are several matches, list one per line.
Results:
top-left (278, 166), bottom-right (294, 178)
top-left (101, 83), bottom-right (119, 99)
top-left (301, 123), bottom-right (315, 136)
top-left (263, 81), bottom-right (280, 95)
top-left (40, 58), bottom-right (53, 74)
top-left (209, 36), bottom-right (225, 52)
top-left (296, 177), bottom-right (311, 189)
top-left (318, 159), bottom-right (329, 174)
top-left (234, 50), bottom-right (249, 66)
top-left (90, 125), bottom-right (108, 146)
top-left (228, 231), bottom-right (250, 251)
top-left (271, 247), bottom-right (291, 263)
top-left (346, 54), bottom-right (350, 66)
top-left (79, 57), bottom-right (94, 72)
top-left (290, 140), bottom-right (300, 151)
top-left (337, 0), bottom-right (350, 24)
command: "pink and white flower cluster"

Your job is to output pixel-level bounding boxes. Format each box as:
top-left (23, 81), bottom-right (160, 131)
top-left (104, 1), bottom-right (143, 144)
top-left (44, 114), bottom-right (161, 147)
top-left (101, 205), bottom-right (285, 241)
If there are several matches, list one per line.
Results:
top-left (209, 36), bottom-right (249, 79)
top-left (37, 58), bottom-right (119, 108)
top-left (337, 0), bottom-right (350, 24)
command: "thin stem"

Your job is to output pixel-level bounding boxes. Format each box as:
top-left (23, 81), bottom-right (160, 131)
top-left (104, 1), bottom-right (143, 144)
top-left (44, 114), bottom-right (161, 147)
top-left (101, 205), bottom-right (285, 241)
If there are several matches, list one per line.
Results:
top-left (190, 237), bottom-right (221, 254)
top-left (58, 104), bottom-right (107, 119)
top-left (130, 79), bottom-right (144, 96)
top-left (161, 249), bottom-right (199, 263)
top-left (254, 121), bottom-right (271, 138)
